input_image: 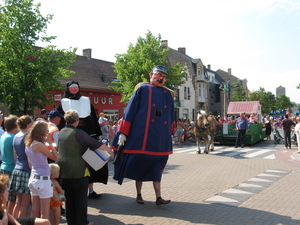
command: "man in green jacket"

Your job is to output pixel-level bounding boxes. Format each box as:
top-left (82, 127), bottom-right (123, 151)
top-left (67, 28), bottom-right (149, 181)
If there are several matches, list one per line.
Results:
top-left (57, 110), bottom-right (113, 225)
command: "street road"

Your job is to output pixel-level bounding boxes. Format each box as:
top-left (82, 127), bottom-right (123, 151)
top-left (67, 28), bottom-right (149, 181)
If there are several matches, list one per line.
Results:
top-left (173, 128), bottom-right (293, 160)
top-left (173, 141), bottom-right (284, 160)
top-left (58, 130), bottom-right (300, 225)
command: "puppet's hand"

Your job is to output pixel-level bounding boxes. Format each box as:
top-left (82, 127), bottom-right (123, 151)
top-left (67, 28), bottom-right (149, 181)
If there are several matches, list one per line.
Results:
top-left (118, 134), bottom-right (126, 146)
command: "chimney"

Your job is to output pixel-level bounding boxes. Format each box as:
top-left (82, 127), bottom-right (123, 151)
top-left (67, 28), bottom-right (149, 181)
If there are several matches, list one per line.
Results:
top-left (178, 47), bottom-right (186, 54)
top-left (228, 68), bottom-right (232, 75)
top-left (161, 40), bottom-right (168, 47)
top-left (83, 48), bottom-right (92, 59)
top-left (207, 64), bottom-right (211, 70)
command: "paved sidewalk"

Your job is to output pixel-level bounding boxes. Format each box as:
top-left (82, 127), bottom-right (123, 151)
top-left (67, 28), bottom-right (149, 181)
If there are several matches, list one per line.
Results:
top-left (59, 142), bottom-right (300, 224)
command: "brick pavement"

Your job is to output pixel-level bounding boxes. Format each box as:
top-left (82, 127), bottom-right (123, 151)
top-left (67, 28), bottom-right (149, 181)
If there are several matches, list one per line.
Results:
top-left (59, 143), bottom-right (300, 225)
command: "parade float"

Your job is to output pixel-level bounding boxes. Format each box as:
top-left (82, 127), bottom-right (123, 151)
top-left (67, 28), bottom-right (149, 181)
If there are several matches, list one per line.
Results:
top-left (215, 101), bottom-right (266, 145)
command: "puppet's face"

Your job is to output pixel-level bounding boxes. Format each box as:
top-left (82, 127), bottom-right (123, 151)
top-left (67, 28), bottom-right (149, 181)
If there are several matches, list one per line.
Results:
top-left (68, 85), bottom-right (79, 94)
top-left (150, 71), bottom-right (167, 87)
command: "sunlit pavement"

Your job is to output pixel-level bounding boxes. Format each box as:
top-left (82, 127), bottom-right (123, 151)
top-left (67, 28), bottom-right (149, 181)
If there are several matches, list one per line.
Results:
top-left (59, 138), bottom-right (300, 225)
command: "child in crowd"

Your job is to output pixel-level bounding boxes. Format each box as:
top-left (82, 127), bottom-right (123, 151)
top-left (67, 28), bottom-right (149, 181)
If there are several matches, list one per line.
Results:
top-left (49, 163), bottom-right (64, 225)
top-left (100, 119), bottom-right (109, 141)
top-left (0, 114), bottom-right (19, 214)
top-left (248, 113), bottom-right (257, 124)
top-left (0, 174), bottom-right (50, 225)
top-left (9, 115), bottom-right (33, 218)
top-left (108, 120), bottom-right (116, 147)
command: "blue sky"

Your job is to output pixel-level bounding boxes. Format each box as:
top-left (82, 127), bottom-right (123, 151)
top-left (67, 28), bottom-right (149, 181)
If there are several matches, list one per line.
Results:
top-left (5, 0), bottom-right (300, 103)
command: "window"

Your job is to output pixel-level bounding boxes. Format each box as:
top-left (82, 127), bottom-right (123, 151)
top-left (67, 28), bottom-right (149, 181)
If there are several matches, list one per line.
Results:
top-left (184, 87), bottom-right (187, 99)
top-left (198, 84), bottom-right (202, 97)
top-left (198, 67), bottom-right (202, 75)
top-left (198, 84), bottom-right (207, 100)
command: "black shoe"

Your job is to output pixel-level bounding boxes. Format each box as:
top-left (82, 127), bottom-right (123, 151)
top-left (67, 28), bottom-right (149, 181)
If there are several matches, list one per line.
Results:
top-left (241, 145), bottom-right (244, 148)
top-left (156, 197), bottom-right (171, 205)
top-left (88, 191), bottom-right (102, 199)
top-left (234, 146), bottom-right (238, 148)
top-left (136, 194), bottom-right (144, 204)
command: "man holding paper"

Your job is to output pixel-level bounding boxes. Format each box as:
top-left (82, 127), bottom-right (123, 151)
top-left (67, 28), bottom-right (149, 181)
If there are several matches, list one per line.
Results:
top-left (57, 110), bottom-right (113, 225)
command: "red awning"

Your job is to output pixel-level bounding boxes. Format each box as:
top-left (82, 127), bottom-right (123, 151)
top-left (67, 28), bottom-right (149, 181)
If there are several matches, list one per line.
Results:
top-left (227, 101), bottom-right (260, 115)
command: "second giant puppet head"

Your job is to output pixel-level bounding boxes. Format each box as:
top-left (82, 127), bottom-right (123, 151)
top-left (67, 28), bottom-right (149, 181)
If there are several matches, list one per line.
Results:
top-left (64, 81), bottom-right (81, 100)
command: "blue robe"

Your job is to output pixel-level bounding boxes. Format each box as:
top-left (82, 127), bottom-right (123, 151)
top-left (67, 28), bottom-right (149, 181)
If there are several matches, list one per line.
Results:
top-left (113, 83), bottom-right (176, 184)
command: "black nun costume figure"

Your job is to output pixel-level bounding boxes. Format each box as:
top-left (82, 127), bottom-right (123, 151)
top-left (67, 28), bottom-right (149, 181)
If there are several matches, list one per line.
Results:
top-left (57, 81), bottom-right (109, 198)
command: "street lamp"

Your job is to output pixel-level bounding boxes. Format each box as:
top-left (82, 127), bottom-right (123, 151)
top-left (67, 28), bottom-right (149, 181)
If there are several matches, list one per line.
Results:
top-left (220, 84), bottom-right (229, 119)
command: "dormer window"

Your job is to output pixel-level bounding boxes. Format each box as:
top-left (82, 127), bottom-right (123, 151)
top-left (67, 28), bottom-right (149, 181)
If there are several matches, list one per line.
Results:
top-left (198, 67), bottom-right (202, 75)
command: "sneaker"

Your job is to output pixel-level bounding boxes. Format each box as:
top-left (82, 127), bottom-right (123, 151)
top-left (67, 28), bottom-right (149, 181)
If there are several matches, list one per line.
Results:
top-left (88, 191), bottom-right (102, 199)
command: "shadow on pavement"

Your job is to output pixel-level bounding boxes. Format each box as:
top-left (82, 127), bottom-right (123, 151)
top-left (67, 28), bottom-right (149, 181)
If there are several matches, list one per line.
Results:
top-left (87, 194), bottom-right (298, 225)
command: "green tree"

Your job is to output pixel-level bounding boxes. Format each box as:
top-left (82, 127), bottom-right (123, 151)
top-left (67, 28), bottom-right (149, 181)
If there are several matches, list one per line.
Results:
top-left (275, 94), bottom-right (293, 111)
top-left (248, 87), bottom-right (276, 115)
top-left (0, 0), bottom-right (76, 115)
top-left (110, 30), bottom-right (186, 102)
top-left (231, 81), bottom-right (247, 101)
